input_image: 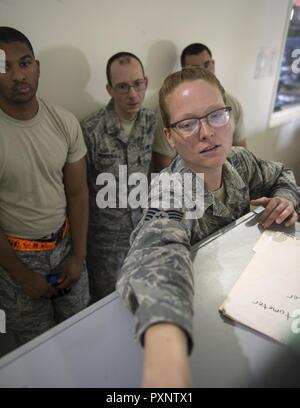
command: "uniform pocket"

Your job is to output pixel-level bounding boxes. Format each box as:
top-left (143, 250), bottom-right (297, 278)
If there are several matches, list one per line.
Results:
top-left (96, 153), bottom-right (120, 172)
top-left (138, 145), bottom-right (152, 172)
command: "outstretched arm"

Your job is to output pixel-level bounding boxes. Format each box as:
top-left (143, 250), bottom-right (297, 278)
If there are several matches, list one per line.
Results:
top-left (117, 213), bottom-right (194, 387)
top-left (143, 323), bottom-right (192, 388)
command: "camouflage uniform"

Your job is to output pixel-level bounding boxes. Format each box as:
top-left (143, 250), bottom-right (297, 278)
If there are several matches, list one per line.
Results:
top-left (0, 98), bottom-right (90, 346)
top-left (117, 147), bottom-right (300, 351)
top-left (0, 234), bottom-right (89, 345)
top-left (81, 100), bottom-right (156, 301)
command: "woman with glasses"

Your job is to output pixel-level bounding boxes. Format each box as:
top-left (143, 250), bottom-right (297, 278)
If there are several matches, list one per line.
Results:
top-left (117, 66), bottom-right (300, 387)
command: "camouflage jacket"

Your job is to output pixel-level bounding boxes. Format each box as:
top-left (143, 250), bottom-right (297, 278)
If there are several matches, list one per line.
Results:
top-left (81, 100), bottom-right (156, 240)
top-left (117, 147), bottom-right (300, 350)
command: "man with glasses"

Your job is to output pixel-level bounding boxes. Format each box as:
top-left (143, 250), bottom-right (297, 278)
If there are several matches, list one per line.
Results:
top-left (153, 42), bottom-right (247, 172)
top-left (117, 66), bottom-right (299, 387)
top-left (81, 52), bottom-right (156, 301)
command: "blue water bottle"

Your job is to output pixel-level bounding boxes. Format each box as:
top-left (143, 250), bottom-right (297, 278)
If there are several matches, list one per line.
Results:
top-left (47, 273), bottom-right (71, 298)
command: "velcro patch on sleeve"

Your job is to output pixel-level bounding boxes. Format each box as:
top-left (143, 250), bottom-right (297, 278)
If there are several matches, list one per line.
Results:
top-left (144, 208), bottom-right (184, 222)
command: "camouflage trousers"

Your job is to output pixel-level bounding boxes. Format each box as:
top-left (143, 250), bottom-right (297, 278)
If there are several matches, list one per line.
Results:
top-left (86, 237), bottom-right (130, 303)
top-left (0, 235), bottom-right (90, 346)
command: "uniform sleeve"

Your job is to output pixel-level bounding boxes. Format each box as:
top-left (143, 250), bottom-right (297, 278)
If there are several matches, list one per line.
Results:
top-left (116, 214), bottom-right (195, 353)
top-left (149, 110), bottom-right (158, 140)
top-left (225, 93), bottom-right (246, 146)
top-left (234, 148), bottom-right (300, 212)
top-left (66, 114), bottom-right (87, 163)
top-left (152, 108), bottom-right (177, 158)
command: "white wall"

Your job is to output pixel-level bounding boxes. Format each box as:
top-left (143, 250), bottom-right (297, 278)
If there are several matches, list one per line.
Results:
top-left (1, 0), bottom-right (300, 181)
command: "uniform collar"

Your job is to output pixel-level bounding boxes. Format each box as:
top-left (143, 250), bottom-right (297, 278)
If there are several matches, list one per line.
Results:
top-left (169, 155), bottom-right (248, 218)
top-left (104, 99), bottom-right (147, 142)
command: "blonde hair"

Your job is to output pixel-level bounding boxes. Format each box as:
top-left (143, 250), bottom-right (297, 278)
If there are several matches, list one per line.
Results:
top-left (159, 66), bottom-right (226, 126)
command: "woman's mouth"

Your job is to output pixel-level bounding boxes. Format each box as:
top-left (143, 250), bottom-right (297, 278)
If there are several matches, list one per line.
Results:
top-left (200, 145), bottom-right (220, 154)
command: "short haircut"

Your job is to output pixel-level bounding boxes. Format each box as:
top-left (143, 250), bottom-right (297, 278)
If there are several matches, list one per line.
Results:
top-left (106, 52), bottom-right (145, 86)
top-left (159, 66), bottom-right (225, 127)
top-left (0, 26), bottom-right (35, 57)
top-left (180, 43), bottom-right (212, 68)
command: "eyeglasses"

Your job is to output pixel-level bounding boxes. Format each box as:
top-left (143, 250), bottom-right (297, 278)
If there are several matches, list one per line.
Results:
top-left (113, 79), bottom-right (147, 94)
top-left (201, 59), bottom-right (214, 70)
top-left (169, 107), bottom-right (232, 138)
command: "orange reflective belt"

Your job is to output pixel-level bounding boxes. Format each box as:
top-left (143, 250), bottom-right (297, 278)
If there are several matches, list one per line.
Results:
top-left (7, 238), bottom-right (56, 251)
top-left (7, 220), bottom-right (70, 252)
